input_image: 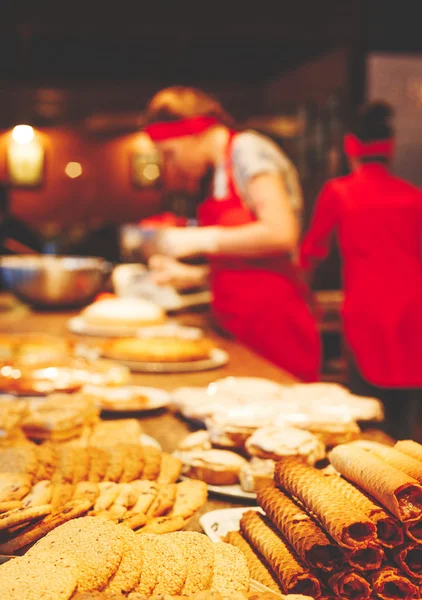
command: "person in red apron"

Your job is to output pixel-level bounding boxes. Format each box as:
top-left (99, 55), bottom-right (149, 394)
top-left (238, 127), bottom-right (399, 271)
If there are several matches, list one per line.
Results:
top-left (300, 101), bottom-right (422, 440)
top-left (143, 86), bottom-right (320, 382)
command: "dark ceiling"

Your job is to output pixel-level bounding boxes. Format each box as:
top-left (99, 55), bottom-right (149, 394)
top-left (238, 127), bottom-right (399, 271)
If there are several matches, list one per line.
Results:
top-left (0, 1), bottom-right (363, 83)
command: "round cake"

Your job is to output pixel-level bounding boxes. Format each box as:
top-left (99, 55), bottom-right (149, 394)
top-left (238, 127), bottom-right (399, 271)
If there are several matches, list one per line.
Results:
top-left (80, 297), bottom-right (166, 328)
top-left (102, 337), bottom-right (215, 363)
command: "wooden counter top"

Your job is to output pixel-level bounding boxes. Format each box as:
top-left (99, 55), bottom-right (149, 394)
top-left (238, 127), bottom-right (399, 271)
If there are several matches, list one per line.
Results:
top-left (0, 300), bottom-right (298, 531)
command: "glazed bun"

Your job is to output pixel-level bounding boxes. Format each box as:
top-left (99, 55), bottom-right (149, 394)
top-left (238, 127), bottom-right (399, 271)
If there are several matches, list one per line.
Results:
top-left (355, 101), bottom-right (394, 141)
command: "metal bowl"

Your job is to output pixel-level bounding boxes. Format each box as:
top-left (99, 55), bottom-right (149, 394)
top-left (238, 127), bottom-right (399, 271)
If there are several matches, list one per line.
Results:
top-left (0, 255), bottom-right (112, 309)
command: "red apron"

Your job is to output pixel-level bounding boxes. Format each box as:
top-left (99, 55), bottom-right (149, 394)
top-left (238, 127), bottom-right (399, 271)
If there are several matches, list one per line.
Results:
top-left (197, 132), bottom-right (321, 382)
top-left (301, 164), bottom-right (422, 387)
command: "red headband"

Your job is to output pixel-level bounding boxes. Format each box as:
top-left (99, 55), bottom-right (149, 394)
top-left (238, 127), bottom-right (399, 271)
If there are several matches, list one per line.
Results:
top-left (344, 133), bottom-right (395, 159)
top-left (144, 117), bottom-right (219, 141)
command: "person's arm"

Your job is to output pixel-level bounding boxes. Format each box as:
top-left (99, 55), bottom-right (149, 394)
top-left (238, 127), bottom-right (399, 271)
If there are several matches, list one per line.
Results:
top-left (157, 172), bottom-right (300, 258)
top-left (148, 255), bottom-right (210, 290)
top-left (300, 182), bottom-right (340, 272)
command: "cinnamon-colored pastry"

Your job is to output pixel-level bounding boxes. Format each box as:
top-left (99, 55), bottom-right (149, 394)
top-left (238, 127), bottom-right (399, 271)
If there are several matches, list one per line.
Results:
top-left (324, 473), bottom-right (404, 548)
top-left (346, 544), bottom-right (385, 571)
top-left (356, 440), bottom-right (422, 482)
top-left (240, 510), bottom-right (321, 597)
top-left (257, 485), bottom-right (343, 571)
top-left (102, 336), bottom-right (214, 363)
top-left (329, 443), bottom-right (422, 523)
top-left (274, 457), bottom-right (376, 549)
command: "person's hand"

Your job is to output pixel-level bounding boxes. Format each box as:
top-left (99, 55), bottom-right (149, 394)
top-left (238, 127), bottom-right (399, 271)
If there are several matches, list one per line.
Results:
top-left (156, 226), bottom-right (219, 258)
top-left (148, 255), bottom-right (208, 290)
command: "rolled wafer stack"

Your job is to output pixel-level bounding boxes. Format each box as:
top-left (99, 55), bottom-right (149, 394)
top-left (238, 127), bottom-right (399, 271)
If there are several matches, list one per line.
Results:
top-left (392, 542), bottom-right (422, 581)
top-left (370, 566), bottom-right (418, 600)
top-left (223, 530), bottom-right (282, 593)
top-left (405, 519), bottom-right (422, 543)
top-left (274, 457), bottom-right (376, 549)
top-left (240, 510), bottom-right (321, 598)
top-left (324, 474), bottom-right (404, 548)
top-left (327, 570), bottom-right (371, 600)
top-left (330, 444), bottom-right (422, 523)
top-left (257, 485), bottom-right (343, 571)
top-left (346, 544), bottom-right (385, 571)
top-left (355, 441), bottom-right (422, 482)
top-left (395, 440), bottom-right (422, 462)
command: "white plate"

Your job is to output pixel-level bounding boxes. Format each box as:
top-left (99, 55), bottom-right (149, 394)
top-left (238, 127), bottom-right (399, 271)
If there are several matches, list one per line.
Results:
top-left (180, 475), bottom-right (256, 501)
top-left (108, 348), bottom-right (229, 374)
top-left (82, 385), bottom-right (171, 413)
top-left (200, 506), bottom-right (264, 542)
top-left (140, 433), bottom-right (161, 450)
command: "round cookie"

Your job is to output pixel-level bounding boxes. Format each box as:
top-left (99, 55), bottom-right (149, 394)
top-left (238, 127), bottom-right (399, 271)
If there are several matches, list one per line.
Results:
top-left (30, 516), bottom-right (124, 593)
top-left (211, 542), bottom-right (249, 595)
top-left (0, 551), bottom-right (77, 600)
top-left (138, 533), bottom-right (187, 595)
top-left (104, 526), bottom-right (143, 594)
top-left (164, 531), bottom-right (215, 593)
top-left (135, 534), bottom-right (159, 595)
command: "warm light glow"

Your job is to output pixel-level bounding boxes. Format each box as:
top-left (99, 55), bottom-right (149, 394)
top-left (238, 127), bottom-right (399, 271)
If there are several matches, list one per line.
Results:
top-left (12, 125), bottom-right (34, 144)
top-left (65, 162), bottom-right (83, 178)
top-left (142, 163), bottom-right (160, 181)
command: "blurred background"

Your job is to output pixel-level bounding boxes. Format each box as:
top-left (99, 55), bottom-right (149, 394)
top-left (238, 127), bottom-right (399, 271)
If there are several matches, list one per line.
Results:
top-left (1, 0), bottom-right (422, 378)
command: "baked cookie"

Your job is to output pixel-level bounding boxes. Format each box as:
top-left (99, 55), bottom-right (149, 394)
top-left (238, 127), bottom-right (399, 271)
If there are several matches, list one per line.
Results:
top-left (245, 425), bottom-right (326, 465)
top-left (138, 533), bottom-right (187, 595)
top-left (165, 531), bottom-right (215, 593)
top-left (210, 542), bottom-right (249, 595)
top-left (104, 525), bottom-right (143, 594)
top-left (31, 516), bottom-right (125, 593)
top-left (177, 449), bottom-right (248, 486)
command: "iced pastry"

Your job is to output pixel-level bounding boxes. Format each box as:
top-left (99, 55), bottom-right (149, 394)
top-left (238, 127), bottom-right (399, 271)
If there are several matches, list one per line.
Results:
top-left (175, 449), bottom-right (248, 486)
top-left (178, 430), bottom-right (212, 452)
top-left (81, 297), bottom-right (166, 328)
top-left (239, 458), bottom-right (275, 493)
top-left (245, 426), bottom-right (326, 466)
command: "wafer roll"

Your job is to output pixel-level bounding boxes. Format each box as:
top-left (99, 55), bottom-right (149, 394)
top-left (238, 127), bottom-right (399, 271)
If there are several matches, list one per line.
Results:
top-left (224, 530), bottom-right (282, 593)
top-left (240, 510), bottom-right (321, 598)
top-left (330, 444), bottom-right (422, 522)
top-left (393, 542), bottom-right (422, 580)
top-left (274, 457), bottom-right (375, 549)
top-left (346, 544), bottom-right (385, 570)
top-left (370, 567), bottom-right (418, 600)
top-left (324, 474), bottom-right (404, 548)
top-left (396, 440), bottom-right (422, 462)
top-left (257, 485), bottom-right (343, 571)
top-left (327, 570), bottom-right (371, 600)
top-left (360, 441), bottom-right (422, 482)
top-left (405, 519), bottom-right (422, 543)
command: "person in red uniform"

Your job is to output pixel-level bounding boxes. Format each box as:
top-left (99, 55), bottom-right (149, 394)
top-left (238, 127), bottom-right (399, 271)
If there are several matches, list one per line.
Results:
top-left (143, 86), bottom-right (320, 382)
top-left (300, 101), bottom-right (422, 440)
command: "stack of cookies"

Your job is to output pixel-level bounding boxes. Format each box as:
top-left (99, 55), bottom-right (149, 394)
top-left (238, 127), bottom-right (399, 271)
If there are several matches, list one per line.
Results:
top-left (0, 518), bottom-right (250, 599)
top-left (0, 436), bottom-right (207, 552)
top-left (73, 592), bottom-right (311, 599)
top-left (225, 439), bottom-right (422, 599)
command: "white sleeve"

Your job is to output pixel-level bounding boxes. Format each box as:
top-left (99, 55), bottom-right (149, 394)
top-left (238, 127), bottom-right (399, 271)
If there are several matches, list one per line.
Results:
top-left (231, 132), bottom-right (303, 216)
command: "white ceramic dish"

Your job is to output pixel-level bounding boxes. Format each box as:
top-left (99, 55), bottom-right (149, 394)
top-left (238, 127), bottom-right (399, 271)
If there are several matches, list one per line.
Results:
top-left (107, 348), bottom-right (229, 374)
top-left (82, 384), bottom-right (171, 413)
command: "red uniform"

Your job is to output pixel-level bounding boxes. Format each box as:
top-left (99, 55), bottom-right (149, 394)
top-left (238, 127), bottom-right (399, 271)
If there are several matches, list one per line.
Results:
top-left (198, 132), bottom-right (320, 382)
top-left (301, 163), bottom-right (422, 387)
